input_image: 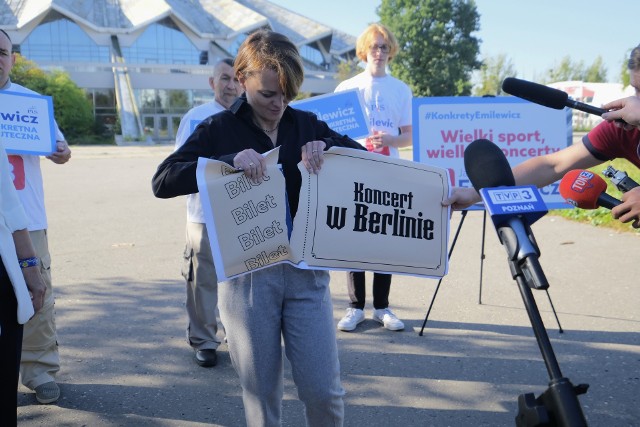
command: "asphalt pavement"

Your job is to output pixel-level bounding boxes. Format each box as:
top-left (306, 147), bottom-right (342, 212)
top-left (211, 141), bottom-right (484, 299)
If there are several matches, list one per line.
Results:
top-left (16, 144), bottom-right (640, 426)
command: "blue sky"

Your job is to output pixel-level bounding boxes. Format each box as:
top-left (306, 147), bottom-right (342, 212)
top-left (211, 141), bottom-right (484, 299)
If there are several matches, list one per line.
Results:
top-left (270, 0), bottom-right (637, 83)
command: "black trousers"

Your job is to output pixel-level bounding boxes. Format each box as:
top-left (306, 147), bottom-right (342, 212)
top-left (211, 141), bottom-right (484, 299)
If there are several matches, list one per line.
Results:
top-left (0, 258), bottom-right (23, 426)
top-left (346, 271), bottom-right (392, 310)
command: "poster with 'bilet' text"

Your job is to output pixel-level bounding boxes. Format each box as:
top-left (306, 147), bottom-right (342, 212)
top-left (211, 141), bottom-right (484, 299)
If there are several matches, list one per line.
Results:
top-left (197, 147), bottom-right (450, 282)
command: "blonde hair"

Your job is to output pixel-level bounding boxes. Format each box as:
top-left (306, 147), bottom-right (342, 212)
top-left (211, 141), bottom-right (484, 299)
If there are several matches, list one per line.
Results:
top-left (355, 23), bottom-right (399, 62)
top-left (234, 30), bottom-right (304, 101)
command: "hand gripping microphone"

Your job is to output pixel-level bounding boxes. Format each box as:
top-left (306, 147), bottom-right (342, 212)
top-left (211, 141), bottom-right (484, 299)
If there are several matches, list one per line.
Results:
top-left (464, 139), bottom-right (549, 290)
top-left (502, 77), bottom-right (627, 124)
top-left (559, 169), bottom-right (621, 209)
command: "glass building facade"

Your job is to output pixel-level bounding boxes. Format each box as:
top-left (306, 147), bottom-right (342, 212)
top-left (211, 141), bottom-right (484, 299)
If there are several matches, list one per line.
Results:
top-left (136, 88), bottom-right (214, 139)
top-left (85, 88), bottom-right (118, 132)
top-left (121, 18), bottom-right (202, 65)
top-left (19, 12), bottom-right (110, 63)
top-left (18, 14), bottom-right (209, 139)
top-left (2, 1), bottom-right (356, 142)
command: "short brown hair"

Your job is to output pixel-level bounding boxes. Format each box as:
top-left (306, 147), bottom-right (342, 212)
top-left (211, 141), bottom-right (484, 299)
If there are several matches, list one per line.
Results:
top-left (628, 44), bottom-right (640, 71)
top-left (213, 58), bottom-right (234, 77)
top-left (355, 23), bottom-right (399, 62)
top-left (234, 30), bottom-right (304, 101)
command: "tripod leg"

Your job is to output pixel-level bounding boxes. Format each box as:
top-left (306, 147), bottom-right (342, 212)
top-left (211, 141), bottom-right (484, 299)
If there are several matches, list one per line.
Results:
top-left (545, 289), bottom-right (564, 334)
top-left (419, 278), bottom-right (443, 336)
top-left (478, 210), bottom-right (487, 305)
top-left (419, 210), bottom-right (468, 336)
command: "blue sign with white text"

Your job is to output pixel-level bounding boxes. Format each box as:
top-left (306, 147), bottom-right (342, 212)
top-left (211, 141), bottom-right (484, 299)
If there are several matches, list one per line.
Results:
top-left (292, 89), bottom-right (370, 140)
top-left (0, 91), bottom-right (57, 155)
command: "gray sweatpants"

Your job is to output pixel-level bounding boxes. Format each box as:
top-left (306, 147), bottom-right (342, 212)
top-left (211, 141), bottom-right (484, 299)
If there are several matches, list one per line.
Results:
top-left (218, 264), bottom-right (344, 427)
top-left (183, 222), bottom-right (220, 350)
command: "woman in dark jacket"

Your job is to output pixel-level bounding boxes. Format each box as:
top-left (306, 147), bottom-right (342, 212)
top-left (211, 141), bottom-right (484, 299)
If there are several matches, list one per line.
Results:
top-left (152, 30), bottom-right (363, 427)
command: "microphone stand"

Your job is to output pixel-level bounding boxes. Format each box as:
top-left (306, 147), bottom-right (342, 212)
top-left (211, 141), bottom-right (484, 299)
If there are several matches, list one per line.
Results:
top-left (498, 218), bottom-right (589, 427)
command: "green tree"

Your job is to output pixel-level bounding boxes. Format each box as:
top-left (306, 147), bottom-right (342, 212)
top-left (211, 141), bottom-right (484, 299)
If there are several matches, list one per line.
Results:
top-left (45, 71), bottom-right (94, 138)
top-left (545, 56), bottom-right (583, 83)
top-left (545, 55), bottom-right (607, 83)
top-left (378, 0), bottom-right (481, 96)
top-left (11, 54), bottom-right (94, 139)
top-left (583, 56), bottom-right (607, 82)
top-left (10, 54), bottom-right (48, 94)
top-left (168, 89), bottom-right (189, 111)
top-left (336, 60), bottom-right (361, 83)
top-left (472, 54), bottom-right (516, 96)
top-left (620, 49), bottom-right (631, 87)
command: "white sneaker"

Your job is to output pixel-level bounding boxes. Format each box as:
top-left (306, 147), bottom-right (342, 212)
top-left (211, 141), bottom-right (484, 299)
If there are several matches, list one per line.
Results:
top-left (337, 308), bottom-right (365, 331)
top-left (373, 308), bottom-right (404, 331)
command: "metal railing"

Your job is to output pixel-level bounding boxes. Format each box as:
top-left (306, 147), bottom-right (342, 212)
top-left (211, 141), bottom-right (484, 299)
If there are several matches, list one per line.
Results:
top-left (36, 61), bottom-right (337, 81)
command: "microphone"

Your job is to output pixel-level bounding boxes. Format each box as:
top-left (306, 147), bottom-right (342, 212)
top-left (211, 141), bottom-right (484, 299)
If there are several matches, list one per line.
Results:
top-left (464, 146), bottom-right (589, 425)
top-left (464, 139), bottom-right (546, 226)
top-left (464, 137), bottom-right (515, 191)
top-left (559, 169), bottom-right (621, 210)
top-left (464, 139), bottom-right (549, 290)
top-left (502, 77), bottom-right (626, 123)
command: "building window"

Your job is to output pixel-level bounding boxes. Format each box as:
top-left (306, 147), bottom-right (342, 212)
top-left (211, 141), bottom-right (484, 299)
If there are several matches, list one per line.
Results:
top-left (167, 90), bottom-right (191, 114)
top-left (138, 89), bottom-right (162, 113)
top-left (93, 89), bottom-right (116, 108)
top-left (135, 89), bottom-right (206, 114)
top-left (84, 89), bottom-right (117, 133)
top-left (192, 89), bottom-right (215, 107)
top-left (300, 44), bottom-right (324, 69)
top-left (229, 34), bottom-right (249, 57)
top-left (20, 11), bottom-right (110, 62)
top-left (122, 18), bottom-right (200, 65)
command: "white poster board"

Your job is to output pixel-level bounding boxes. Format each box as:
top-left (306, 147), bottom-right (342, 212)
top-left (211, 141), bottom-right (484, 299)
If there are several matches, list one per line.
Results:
top-left (412, 97), bottom-right (572, 209)
top-left (197, 147), bottom-right (450, 281)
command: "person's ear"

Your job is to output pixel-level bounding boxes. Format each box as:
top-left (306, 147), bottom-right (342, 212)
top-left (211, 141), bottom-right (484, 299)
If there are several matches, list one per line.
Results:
top-left (208, 76), bottom-right (215, 91)
top-left (237, 73), bottom-right (247, 90)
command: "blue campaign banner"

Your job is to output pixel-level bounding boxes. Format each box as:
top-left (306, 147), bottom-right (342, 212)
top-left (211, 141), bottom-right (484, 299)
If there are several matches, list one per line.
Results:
top-left (412, 96), bottom-right (572, 209)
top-left (291, 89), bottom-right (370, 140)
top-left (0, 91), bottom-right (57, 155)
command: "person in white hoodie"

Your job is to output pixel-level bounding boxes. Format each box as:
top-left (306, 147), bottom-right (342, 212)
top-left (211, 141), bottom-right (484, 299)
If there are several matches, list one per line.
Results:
top-left (334, 23), bottom-right (412, 332)
top-left (0, 141), bottom-right (46, 426)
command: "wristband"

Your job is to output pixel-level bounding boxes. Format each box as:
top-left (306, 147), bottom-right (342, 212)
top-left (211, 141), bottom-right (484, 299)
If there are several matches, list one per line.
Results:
top-left (19, 257), bottom-right (40, 268)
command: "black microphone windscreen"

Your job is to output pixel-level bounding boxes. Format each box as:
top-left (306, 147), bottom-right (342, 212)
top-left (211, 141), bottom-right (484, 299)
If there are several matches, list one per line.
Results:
top-left (464, 139), bottom-right (515, 192)
top-left (502, 77), bottom-right (568, 110)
